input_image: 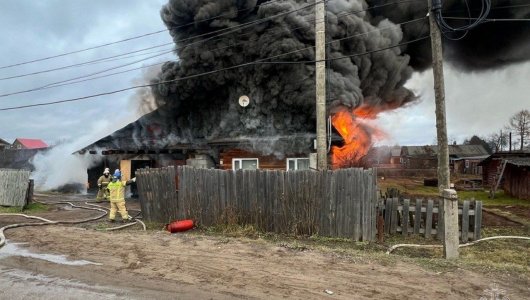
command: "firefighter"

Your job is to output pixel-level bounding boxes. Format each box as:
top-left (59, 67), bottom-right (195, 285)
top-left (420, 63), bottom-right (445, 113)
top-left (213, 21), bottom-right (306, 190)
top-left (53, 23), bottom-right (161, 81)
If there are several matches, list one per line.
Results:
top-left (107, 169), bottom-right (135, 222)
top-left (96, 168), bottom-right (112, 202)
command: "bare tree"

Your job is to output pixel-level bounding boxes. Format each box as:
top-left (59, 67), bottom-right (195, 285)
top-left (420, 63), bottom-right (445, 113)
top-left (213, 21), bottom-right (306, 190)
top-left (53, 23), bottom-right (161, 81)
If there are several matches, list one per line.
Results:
top-left (506, 109), bottom-right (530, 151)
top-left (487, 130), bottom-right (508, 153)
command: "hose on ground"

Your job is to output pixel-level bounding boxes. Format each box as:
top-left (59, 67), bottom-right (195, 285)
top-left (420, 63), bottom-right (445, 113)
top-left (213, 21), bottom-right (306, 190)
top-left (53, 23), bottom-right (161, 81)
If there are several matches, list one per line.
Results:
top-left (1, 199), bottom-right (146, 248)
top-left (386, 236), bottom-right (530, 255)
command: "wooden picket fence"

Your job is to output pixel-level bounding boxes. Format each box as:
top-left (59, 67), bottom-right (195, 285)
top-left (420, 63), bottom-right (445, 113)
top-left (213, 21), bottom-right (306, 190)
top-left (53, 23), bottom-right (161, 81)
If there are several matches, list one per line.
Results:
top-left (135, 167), bottom-right (178, 223)
top-left (0, 169), bottom-right (31, 207)
top-left (380, 198), bottom-right (482, 242)
top-left (136, 166), bottom-right (378, 241)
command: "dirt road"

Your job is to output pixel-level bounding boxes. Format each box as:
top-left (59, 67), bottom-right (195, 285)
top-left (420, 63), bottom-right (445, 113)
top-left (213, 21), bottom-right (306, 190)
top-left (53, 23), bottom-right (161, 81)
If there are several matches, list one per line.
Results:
top-left (0, 194), bottom-right (528, 299)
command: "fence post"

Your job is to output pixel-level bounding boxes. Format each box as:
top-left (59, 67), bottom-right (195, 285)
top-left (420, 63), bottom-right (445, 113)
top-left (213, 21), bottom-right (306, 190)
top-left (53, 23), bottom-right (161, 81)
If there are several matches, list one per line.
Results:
top-left (461, 200), bottom-right (470, 242)
top-left (442, 189), bottom-right (459, 259)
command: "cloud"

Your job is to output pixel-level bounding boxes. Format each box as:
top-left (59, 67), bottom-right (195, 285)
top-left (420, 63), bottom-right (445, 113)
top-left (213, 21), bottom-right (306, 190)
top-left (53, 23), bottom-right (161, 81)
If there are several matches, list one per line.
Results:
top-left (0, 0), bottom-right (172, 143)
top-left (377, 62), bottom-right (530, 145)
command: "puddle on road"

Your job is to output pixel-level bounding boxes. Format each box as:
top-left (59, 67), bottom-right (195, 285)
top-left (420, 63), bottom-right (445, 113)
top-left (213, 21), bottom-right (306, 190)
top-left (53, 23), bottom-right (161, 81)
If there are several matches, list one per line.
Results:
top-left (0, 242), bottom-right (102, 266)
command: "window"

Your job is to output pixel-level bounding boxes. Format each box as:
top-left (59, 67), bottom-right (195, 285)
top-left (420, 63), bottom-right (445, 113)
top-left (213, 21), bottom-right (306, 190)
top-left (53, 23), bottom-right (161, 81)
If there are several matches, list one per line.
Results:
top-left (286, 158), bottom-right (310, 171)
top-left (232, 158), bottom-right (259, 170)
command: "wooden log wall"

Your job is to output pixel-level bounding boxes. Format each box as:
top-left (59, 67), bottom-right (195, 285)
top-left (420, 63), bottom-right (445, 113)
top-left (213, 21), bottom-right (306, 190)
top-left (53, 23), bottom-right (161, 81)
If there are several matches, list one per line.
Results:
top-left (0, 169), bottom-right (31, 207)
top-left (503, 164), bottom-right (530, 200)
top-left (219, 148), bottom-right (307, 170)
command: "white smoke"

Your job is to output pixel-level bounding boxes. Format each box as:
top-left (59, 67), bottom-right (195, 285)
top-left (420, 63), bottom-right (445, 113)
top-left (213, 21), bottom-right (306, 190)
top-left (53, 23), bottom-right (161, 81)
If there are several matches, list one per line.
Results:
top-left (31, 119), bottom-right (129, 193)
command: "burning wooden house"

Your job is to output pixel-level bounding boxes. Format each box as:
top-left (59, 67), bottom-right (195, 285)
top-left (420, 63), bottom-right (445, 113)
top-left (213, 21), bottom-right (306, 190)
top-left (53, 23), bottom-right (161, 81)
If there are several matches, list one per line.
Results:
top-left (77, 109), bottom-right (336, 191)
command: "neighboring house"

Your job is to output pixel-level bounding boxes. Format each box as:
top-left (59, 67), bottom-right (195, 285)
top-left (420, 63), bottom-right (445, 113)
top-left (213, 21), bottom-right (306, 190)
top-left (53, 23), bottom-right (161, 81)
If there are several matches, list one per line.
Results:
top-left (401, 145), bottom-right (489, 174)
top-left (12, 138), bottom-right (48, 150)
top-left (478, 151), bottom-right (530, 188)
top-left (0, 138), bottom-right (10, 150)
top-left (365, 146), bottom-right (401, 168)
top-left (0, 138), bottom-right (49, 170)
top-left (400, 145), bottom-right (438, 169)
top-left (390, 147), bottom-right (401, 165)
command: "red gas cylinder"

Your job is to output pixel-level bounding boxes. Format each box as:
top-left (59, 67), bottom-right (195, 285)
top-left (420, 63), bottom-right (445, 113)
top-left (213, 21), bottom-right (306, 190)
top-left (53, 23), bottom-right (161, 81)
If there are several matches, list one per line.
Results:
top-left (166, 219), bottom-right (194, 233)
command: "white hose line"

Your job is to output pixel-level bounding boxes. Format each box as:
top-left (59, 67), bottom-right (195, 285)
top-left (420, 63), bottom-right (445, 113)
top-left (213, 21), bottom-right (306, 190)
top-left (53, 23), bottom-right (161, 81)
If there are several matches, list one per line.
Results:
top-left (0, 199), bottom-right (147, 248)
top-left (386, 236), bottom-right (530, 255)
top-left (0, 201), bottom-right (105, 249)
top-left (101, 221), bottom-right (138, 231)
top-left (0, 213), bottom-right (56, 223)
top-left (136, 219), bottom-right (147, 231)
top-left (0, 221), bottom-right (56, 248)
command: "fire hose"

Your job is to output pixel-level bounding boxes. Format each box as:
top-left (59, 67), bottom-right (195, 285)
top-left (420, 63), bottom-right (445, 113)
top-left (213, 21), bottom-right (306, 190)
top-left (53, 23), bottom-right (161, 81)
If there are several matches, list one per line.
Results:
top-left (386, 236), bottom-right (530, 255)
top-left (0, 200), bottom-right (146, 249)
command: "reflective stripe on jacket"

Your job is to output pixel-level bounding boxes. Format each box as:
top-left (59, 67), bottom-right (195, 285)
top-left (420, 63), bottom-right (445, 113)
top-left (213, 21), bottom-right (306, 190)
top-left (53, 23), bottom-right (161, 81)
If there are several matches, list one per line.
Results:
top-left (107, 180), bottom-right (128, 202)
top-left (97, 175), bottom-right (112, 187)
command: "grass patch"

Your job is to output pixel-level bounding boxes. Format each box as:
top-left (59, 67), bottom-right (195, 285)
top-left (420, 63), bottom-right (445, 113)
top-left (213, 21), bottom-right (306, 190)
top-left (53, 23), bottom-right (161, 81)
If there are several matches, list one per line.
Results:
top-left (378, 178), bottom-right (529, 206)
top-left (200, 223), bottom-right (262, 239)
top-left (391, 227), bottom-right (530, 276)
top-left (459, 190), bottom-right (530, 207)
top-left (95, 222), bottom-right (110, 230)
top-left (143, 221), bottom-right (166, 231)
top-left (0, 202), bottom-right (48, 213)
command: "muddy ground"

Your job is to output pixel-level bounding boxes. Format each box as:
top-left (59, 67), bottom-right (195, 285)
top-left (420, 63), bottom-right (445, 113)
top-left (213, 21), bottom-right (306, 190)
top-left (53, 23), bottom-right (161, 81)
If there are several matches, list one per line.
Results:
top-left (0, 194), bottom-right (528, 299)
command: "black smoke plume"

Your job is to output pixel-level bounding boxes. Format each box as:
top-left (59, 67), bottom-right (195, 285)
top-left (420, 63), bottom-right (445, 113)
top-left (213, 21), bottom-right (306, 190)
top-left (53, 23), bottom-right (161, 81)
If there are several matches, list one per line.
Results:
top-left (139, 0), bottom-right (528, 153)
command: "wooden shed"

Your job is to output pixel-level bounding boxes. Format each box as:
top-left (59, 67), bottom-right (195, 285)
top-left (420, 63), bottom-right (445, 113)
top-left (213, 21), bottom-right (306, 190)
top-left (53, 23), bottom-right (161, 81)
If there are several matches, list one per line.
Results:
top-left (479, 152), bottom-right (530, 187)
top-left (501, 158), bottom-right (530, 200)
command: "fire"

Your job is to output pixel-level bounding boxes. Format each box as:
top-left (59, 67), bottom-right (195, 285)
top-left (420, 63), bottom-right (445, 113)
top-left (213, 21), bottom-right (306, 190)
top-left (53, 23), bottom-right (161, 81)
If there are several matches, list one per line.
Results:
top-left (331, 105), bottom-right (385, 168)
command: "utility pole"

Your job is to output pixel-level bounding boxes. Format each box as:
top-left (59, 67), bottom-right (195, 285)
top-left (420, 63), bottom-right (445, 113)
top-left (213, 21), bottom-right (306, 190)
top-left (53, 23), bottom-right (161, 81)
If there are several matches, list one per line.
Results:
top-left (428, 0), bottom-right (459, 259)
top-left (315, 0), bottom-right (327, 170)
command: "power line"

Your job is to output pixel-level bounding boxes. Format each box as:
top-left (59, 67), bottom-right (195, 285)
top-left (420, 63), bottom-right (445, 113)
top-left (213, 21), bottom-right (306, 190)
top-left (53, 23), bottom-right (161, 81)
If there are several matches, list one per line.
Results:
top-left (0, 0), bottom-right (424, 98)
top-left (441, 17), bottom-right (530, 22)
top-left (0, 1), bottom-right (322, 81)
top-left (0, 1), bottom-right (324, 97)
top-left (0, 0), bottom-right (285, 70)
top-left (0, 22), bottom-right (430, 111)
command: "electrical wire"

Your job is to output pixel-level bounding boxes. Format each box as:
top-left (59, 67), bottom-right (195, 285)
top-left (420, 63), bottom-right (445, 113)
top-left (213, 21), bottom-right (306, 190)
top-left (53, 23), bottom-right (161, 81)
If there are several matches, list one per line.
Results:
top-left (0, 31), bottom-right (430, 111)
top-left (441, 17), bottom-right (530, 22)
top-left (431, 0), bottom-right (491, 40)
top-left (0, 1), bottom-right (323, 81)
top-left (0, 1), bottom-right (425, 99)
top-left (0, 0), bottom-right (285, 70)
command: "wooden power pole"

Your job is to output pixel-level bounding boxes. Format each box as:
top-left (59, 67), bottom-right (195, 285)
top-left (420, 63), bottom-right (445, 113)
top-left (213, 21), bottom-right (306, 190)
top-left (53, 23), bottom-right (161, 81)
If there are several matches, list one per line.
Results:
top-left (315, 0), bottom-right (327, 170)
top-left (428, 0), bottom-right (459, 259)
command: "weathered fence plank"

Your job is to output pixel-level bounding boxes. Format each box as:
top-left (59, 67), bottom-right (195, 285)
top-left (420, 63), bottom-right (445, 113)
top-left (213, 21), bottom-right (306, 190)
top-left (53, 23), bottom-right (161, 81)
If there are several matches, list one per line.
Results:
top-left (402, 199), bottom-right (410, 236)
top-left (414, 199), bottom-right (422, 234)
top-left (384, 197), bottom-right (392, 234)
top-left (461, 200), bottom-right (470, 242)
top-left (425, 199), bottom-right (434, 238)
top-left (391, 198), bottom-right (399, 234)
top-left (474, 201), bottom-right (482, 240)
top-left (0, 169), bottom-right (31, 207)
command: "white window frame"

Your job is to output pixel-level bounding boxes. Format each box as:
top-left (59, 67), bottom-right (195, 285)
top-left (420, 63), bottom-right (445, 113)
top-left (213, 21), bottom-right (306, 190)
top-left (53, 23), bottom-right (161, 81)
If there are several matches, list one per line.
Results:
top-left (286, 157), bottom-right (310, 171)
top-left (232, 158), bottom-right (259, 170)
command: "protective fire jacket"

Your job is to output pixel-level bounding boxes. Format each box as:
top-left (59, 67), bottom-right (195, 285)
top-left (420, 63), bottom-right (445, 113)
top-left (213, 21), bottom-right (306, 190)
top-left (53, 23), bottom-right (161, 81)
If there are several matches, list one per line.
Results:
top-left (97, 175), bottom-right (112, 188)
top-left (107, 180), bottom-right (133, 202)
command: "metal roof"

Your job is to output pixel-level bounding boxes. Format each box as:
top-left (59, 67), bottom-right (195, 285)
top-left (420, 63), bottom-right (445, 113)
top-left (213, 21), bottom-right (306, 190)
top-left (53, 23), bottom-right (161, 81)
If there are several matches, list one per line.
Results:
top-left (14, 138), bottom-right (48, 149)
top-left (402, 145), bottom-right (489, 158)
top-left (505, 157), bottom-right (530, 167)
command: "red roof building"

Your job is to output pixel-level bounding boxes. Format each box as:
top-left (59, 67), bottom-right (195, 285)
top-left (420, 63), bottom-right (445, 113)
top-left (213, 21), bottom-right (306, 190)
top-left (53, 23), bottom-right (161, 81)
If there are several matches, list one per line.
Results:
top-left (12, 138), bottom-right (48, 150)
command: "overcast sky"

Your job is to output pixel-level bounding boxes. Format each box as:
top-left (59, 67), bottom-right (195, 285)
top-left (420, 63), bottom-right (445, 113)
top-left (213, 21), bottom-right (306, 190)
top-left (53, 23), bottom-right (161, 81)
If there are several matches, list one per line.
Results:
top-left (0, 1), bottom-right (528, 148)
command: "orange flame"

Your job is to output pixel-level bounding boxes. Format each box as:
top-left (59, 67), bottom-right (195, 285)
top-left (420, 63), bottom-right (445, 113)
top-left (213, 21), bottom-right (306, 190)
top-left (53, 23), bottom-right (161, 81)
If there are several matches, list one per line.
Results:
top-left (331, 105), bottom-right (385, 168)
